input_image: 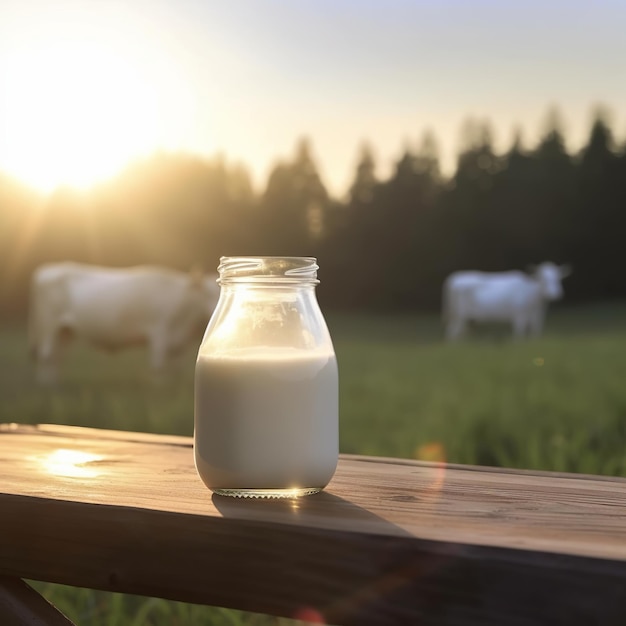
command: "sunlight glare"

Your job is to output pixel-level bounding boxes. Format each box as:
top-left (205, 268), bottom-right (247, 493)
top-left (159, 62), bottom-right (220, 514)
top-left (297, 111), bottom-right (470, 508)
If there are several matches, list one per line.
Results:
top-left (40, 448), bottom-right (103, 478)
top-left (0, 6), bottom-right (197, 192)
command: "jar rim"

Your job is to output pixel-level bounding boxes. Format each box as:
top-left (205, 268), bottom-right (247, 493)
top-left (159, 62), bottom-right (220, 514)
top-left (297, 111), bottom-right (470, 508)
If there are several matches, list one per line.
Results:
top-left (217, 256), bottom-right (319, 284)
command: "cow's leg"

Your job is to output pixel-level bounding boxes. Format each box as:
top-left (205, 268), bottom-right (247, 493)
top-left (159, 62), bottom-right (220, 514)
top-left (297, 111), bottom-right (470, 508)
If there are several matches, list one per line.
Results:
top-left (531, 322), bottom-right (543, 338)
top-left (35, 334), bottom-right (60, 386)
top-left (148, 332), bottom-right (169, 383)
top-left (511, 315), bottom-right (529, 340)
top-left (36, 327), bottom-right (75, 385)
top-left (528, 311), bottom-right (544, 338)
top-left (446, 316), bottom-right (467, 341)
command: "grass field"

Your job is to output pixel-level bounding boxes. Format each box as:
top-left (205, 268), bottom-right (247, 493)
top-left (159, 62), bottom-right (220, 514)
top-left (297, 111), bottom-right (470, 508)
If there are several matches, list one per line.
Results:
top-left (2, 302), bottom-right (626, 624)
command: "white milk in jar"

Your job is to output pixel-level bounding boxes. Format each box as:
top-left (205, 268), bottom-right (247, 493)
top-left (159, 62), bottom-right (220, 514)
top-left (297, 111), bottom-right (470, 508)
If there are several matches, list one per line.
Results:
top-left (194, 257), bottom-right (339, 498)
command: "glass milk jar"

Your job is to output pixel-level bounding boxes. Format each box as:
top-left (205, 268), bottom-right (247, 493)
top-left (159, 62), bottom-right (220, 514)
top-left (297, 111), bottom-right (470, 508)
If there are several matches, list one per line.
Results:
top-left (194, 256), bottom-right (338, 498)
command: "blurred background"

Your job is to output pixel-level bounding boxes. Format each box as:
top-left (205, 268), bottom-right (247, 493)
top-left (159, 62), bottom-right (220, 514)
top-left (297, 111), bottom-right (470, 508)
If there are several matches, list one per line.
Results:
top-left (2, 1), bottom-right (626, 623)
top-left (2, 1), bottom-right (626, 312)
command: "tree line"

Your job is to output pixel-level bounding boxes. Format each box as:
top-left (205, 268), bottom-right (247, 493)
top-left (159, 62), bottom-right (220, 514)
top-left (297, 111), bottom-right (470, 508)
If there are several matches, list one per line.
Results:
top-left (1, 107), bottom-right (624, 317)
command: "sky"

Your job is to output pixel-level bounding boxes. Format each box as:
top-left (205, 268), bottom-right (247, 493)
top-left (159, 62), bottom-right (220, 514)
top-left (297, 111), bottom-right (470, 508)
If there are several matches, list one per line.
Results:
top-left (1, 0), bottom-right (625, 197)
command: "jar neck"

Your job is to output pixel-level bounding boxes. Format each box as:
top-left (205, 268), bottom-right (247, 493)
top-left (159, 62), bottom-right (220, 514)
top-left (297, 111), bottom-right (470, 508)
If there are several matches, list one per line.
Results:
top-left (217, 256), bottom-right (319, 286)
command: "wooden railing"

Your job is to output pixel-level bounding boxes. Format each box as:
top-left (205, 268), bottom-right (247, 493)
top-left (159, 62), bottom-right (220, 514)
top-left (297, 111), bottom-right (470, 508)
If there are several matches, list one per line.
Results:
top-left (1, 423), bottom-right (626, 625)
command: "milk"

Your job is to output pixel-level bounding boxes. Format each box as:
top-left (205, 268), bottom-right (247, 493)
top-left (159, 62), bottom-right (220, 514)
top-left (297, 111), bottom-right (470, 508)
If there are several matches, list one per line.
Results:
top-left (194, 347), bottom-right (338, 496)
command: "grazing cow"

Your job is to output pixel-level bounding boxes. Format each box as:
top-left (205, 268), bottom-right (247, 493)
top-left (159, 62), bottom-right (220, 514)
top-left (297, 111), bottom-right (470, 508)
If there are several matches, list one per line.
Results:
top-left (442, 262), bottom-right (571, 341)
top-left (29, 262), bottom-right (220, 384)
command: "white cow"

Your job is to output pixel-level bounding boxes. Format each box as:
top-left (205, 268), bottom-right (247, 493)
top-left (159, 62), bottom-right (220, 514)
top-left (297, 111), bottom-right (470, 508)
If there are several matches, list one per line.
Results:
top-left (442, 262), bottom-right (571, 341)
top-left (29, 262), bottom-right (220, 384)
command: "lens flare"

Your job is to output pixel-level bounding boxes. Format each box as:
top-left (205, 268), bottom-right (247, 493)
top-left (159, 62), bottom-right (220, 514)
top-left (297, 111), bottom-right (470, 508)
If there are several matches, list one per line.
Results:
top-left (293, 607), bottom-right (325, 624)
top-left (414, 441), bottom-right (447, 498)
top-left (414, 442), bottom-right (446, 463)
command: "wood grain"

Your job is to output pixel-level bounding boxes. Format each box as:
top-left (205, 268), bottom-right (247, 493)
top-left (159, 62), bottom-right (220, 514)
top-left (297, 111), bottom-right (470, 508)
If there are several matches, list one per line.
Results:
top-left (1, 423), bottom-right (626, 625)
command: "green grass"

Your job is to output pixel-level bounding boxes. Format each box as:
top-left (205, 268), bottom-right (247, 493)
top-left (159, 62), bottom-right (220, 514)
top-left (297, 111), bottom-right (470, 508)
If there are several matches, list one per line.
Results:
top-left (332, 306), bottom-right (626, 475)
top-left (3, 302), bottom-right (626, 624)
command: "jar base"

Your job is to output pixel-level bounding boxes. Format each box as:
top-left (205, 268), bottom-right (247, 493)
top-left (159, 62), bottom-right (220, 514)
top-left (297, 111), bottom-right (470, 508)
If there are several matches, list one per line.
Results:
top-left (212, 487), bottom-right (322, 499)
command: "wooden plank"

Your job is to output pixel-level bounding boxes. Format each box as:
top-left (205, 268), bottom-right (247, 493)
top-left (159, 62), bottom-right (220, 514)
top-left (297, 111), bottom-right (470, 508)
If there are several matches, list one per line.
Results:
top-left (0, 576), bottom-right (76, 626)
top-left (1, 423), bottom-right (626, 625)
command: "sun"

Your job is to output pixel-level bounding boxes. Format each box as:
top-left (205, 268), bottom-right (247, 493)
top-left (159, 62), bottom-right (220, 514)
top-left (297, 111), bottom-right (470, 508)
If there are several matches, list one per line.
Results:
top-left (1, 44), bottom-right (157, 191)
top-left (0, 4), bottom-right (197, 193)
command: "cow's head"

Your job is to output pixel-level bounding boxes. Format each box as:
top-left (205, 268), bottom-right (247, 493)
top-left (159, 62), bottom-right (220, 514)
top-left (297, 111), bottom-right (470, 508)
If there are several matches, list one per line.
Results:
top-left (188, 267), bottom-right (220, 318)
top-left (531, 262), bottom-right (571, 301)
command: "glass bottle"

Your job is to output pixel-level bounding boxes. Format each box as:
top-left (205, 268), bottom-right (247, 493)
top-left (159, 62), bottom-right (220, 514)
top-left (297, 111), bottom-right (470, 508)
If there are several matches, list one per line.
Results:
top-left (194, 256), bottom-right (338, 498)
